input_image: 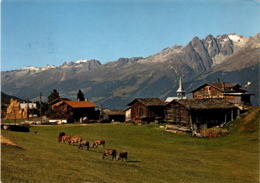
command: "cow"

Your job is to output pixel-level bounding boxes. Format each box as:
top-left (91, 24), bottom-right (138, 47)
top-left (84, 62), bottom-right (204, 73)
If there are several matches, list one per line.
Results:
top-left (69, 136), bottom-right (82, 146)
top-left (61, 135), bottom-right (71, 144)
top-left (102, 149), bottom-right (117, 160)
top-left (92, 140), bottom-right (105, 148)
top-left (79, 140), bottom-right (90, 150)
top-left (118, 151), bottom-right (128, 161)
top-left (58, 132), bottom-right (66, 143)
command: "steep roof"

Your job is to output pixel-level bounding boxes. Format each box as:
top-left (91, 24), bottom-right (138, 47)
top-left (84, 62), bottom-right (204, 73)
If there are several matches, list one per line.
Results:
top-left (48, 97), bottom-right (70, 105)
top-left (191, 82), bottom-right (247, 93)
top-left (165, 97), bottom-right (178, 103)
top-left (169, 98), bottom-right (237, 110)
top-left (53, 100), bottom-right (96, 108)
top-left (128, 98), bottom-right (166, 106)
top-left (176, 77), bottom-right (185, 93)
top-left (103, 109), bottom-right (125, 115)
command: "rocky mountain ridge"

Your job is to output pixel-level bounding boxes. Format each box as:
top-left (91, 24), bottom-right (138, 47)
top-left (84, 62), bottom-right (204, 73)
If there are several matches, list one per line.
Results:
top-left (2, 33), bottom-right (259, 108)
top-left (6, 33), bottom-right (249, 72)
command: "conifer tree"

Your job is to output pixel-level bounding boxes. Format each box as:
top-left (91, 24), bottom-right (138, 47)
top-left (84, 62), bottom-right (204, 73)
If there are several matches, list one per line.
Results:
top-left (77, 90), bottom-right (85, 101)
top-left (48, 89), bottom-right (60, 103)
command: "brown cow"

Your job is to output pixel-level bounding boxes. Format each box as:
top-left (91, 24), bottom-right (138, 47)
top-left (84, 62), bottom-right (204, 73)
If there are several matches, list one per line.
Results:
top-left (69, 136), bottom-right (82, 145)
top-left (61, 135), bottom-right (71, 144)
top-left (102, 149), bottom-right (116, 160)
top-left (79, 140), bottom-right (90, 150)
top-left (58, 132), bottom-right (66, 143)
top-left (92, 140), bottom-right (105, 148)
top-left (118, 151), bottom-right (128, 161)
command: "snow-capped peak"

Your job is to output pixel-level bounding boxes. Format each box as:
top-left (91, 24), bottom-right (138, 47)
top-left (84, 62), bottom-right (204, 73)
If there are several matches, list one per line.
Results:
top-left (42, 65), bottom-right (56, 70)
top-left (228, 34), bottom-right (242, 42)
top-left (228, 33), bottom-right (249, 50)
top-left (23, 66), bottom-right (40, 71)
top-left (75, 59), bottom-right (89, 64)
top-left (22, 65), bottom-right (56, 72)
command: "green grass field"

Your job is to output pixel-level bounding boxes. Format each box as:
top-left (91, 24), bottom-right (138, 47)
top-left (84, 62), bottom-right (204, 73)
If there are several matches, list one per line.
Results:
top-left (1, 107), bottom-right (259, 183)
top-left (1, 119), bottom-right (30, 124)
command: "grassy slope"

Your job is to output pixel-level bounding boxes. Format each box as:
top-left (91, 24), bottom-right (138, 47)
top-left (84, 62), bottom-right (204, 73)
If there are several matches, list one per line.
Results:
top-left (1, 107), bottom-right (259, 183)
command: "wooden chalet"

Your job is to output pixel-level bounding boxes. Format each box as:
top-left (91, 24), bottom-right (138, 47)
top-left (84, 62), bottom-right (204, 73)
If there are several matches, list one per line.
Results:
top-left (165, 98), bottom-right (239, 134)
top-left (128, 98), bottom-right (165, 123)
top-left (102, 109), bottom-right (125, 122)
top-left (192, 82), bottom-right (253, 106)
top-left (52, 100), bottom-right (98, 122)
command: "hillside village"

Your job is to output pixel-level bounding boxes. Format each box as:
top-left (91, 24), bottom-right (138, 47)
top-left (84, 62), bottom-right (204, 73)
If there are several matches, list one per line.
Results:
top-left (2, 1), bottom-right (260, 182)
top-left (2, 78), bottom-right (253, 137)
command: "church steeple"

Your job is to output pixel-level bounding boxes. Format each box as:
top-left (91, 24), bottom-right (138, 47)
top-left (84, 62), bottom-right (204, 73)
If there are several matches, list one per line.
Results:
top-left (176, 77), bottom-right (185, 98)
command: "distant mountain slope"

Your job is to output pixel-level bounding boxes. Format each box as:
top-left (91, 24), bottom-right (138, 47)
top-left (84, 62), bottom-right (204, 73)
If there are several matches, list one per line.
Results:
top-left (1, 92), bottom-right (23, 105)
top-left (2, 59), bottom-right (101, 99)
top-left (2, 33), bottom-right (259, 108)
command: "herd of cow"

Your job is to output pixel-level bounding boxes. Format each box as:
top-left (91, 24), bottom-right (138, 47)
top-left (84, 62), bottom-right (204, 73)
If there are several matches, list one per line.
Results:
top-left (58, 132), bottom-right (128, 161)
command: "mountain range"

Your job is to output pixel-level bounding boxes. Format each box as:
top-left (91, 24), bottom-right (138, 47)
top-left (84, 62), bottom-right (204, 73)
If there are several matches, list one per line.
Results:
top-left (2, 33), bottom-right (260, 108)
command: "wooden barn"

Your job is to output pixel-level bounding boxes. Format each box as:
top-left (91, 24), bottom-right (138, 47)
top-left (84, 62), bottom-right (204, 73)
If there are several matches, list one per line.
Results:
top-left (165, 98), bottom-right (239, 134)
top-left (102, 109), bottom-right (125, 122)
top-left (52, 100), bottom-right (98, 122)
top-left (128, 98), bottom-right (165, 123)
top-left (192, 82), bottom-right (253, 106)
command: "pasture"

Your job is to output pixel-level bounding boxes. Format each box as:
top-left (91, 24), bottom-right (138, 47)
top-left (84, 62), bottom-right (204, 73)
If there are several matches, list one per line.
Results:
top-left (1, 107), bottom-right (259, 183)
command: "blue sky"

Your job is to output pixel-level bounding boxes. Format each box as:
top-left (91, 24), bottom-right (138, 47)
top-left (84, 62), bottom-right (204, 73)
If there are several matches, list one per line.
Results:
top-left (2, 0), bottom-right (260, 71)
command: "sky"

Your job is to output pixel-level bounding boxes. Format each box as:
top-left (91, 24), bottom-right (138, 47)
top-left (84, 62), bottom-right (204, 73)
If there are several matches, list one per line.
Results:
top-left (1, 0), bottom-right (260, 71)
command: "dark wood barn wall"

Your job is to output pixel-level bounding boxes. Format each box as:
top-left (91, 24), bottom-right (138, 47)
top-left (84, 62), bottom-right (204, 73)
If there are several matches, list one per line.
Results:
top-left (130, 102), bottom-right (148, 122)
top-left (165, 102), bottom-right (190, 125)
top-left (193, 86), bottom-right (223, 98)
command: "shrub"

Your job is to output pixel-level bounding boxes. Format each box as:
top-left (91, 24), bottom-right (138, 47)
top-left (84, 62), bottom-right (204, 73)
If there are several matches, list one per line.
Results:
top-left (200, 127), bottom-right (229, 138)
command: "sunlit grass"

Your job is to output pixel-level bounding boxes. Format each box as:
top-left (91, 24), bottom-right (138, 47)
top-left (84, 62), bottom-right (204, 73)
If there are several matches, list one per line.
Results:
top-left (1, 107), bottom-right (259, 183)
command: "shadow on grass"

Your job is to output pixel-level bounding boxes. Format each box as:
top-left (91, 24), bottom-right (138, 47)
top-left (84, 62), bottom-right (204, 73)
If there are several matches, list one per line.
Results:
top-left (126, 160), bottom-right (141, 163)
top-left (2, 143), bottom-right (24, 150)
top-left (97, 159), bottom-right (141, 168)
top-left (87, 149), bottom-right (103, 153)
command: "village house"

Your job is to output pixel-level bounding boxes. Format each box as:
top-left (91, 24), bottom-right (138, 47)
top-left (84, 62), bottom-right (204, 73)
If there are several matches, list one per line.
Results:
top-left (127, 98), bottom-right (165, 123)
top-left (124, 107), bottom-right (131, 122)
top-left (20, 102), bottom-right (38, 118)
top-left (51, 100), bottom-right (98, 122)
top-left (101, 109), bottom-right (125, 122)
top-left (165, 98), bottom-right (239, 135)
top-left (5, 99), bottom-right (38, 120)
top-left (191, 82), bottom-right (253, 106)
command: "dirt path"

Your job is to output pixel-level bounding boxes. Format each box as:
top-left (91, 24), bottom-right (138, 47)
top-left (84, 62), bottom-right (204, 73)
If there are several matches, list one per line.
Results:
top-left (1, 135), bottom-right (19, 147)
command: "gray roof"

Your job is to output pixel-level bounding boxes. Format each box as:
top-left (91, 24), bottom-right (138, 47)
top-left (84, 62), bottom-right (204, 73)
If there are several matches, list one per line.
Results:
top-left (169, 98), bottom-right (237, 110)
top-left (128, 98), bottom-right (166, 106)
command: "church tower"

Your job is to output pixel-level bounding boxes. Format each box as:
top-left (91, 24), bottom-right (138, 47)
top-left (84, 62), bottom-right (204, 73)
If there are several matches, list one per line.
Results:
top-left (176, 77), bottom-right (185, 98)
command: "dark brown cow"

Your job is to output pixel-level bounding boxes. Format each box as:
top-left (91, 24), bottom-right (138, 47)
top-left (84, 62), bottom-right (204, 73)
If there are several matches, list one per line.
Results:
top-left (79, 140), bottom-right (90, 150)
top-left (92, 140), bottom-right (105, 148)
top-left (102, 149), bottom-right (117, 160)
top-left (118, 152), bottom-right (128, 161)
top-left (69, 136), bottom-right (82, 145)
top-left (58, 132), bottom-right (66, 143)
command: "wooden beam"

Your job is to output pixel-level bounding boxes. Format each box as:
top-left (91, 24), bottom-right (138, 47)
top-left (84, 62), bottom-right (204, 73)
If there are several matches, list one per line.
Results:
top-left (237, 109), bottom-right (240, 118)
